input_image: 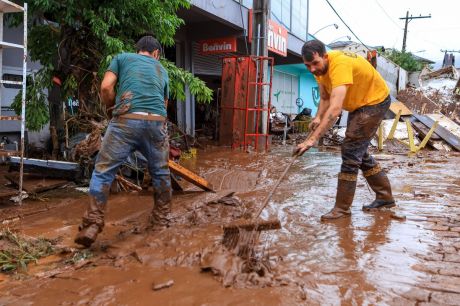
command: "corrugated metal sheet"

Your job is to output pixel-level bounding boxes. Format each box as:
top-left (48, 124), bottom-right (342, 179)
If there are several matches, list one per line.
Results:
top-left (192, 42), bottom-right (235, 75)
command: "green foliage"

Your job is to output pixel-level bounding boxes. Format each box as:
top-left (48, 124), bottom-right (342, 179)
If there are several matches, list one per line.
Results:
top-left (161, 59), bottom-right (213, 103)
top-left (11, 69), bottom-right (51, 131)
top-left (383, 49), bottom-right (424, 72)
top-left (0, 229), bottom-right (56, 272)
top-left (11, 0), bottom-right (212, 131)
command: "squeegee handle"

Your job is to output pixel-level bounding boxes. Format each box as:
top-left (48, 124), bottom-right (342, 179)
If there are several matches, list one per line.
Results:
top-left (254, 155), bottom-right (299, 219)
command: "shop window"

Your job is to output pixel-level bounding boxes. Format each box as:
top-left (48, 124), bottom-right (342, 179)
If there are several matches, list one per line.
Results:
top-left (291, 0), bottom-right (307, 39)
top-left (2, 73), bottom-right (22, 89)
top-left (271, 0), bottom-right (291, 30)
top-left (272, 70), bottom-right (299, 114)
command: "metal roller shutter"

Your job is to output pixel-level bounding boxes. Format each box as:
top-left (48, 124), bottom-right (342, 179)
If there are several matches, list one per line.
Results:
top-left (192, 42), bottom-right (236, 76)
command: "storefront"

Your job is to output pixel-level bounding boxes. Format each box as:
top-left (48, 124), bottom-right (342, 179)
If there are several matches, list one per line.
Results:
top-left (173, 0), bottom-right (320, 137)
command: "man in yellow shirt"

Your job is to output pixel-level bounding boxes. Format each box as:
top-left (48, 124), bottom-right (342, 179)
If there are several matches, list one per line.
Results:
top-left (294, 40), bottom-right (395, 220)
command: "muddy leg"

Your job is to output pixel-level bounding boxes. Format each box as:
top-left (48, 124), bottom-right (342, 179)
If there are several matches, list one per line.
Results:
top-left (321, 97), bottom-right (391, 221)
top-left (139, 121), bottom-right (172, 228)
top-left (75, 119), bottom-right (138, 247)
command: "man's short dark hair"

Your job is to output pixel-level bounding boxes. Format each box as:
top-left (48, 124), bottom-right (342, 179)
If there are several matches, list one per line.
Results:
top-left (135, 36), bottom-right (162, 53)
top-left (301, 40), bottom-right (326, 62)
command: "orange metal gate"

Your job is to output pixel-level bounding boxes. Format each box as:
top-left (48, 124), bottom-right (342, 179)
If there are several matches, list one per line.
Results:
top-left (219, 56), bottom-right (274, 151)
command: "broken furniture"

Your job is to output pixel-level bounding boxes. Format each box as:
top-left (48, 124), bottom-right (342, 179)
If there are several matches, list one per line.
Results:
top-left (378, 109), bottom-right (439, 153)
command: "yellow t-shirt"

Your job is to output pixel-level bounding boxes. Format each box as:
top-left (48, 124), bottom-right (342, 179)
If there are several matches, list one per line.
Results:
top-left (314, 50), bottom-right (389, 112)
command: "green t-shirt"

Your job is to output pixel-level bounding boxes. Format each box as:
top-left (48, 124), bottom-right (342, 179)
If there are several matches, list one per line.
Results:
top-left (108, 53), bottom-right (169, 117)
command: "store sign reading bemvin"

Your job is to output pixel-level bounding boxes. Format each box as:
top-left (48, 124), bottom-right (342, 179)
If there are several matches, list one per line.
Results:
top-left (267, 20), bottom-right (288, 57)
top-left (199, 37), bottom-right (237, 54)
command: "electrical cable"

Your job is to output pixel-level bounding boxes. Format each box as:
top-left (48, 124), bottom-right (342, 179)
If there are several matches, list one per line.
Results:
top-left (239, 0), bottom-right (249, 55)
top-left (373, 0), bottom-right (403, 30)
top-left (323, 0), bottom-right (371, 51)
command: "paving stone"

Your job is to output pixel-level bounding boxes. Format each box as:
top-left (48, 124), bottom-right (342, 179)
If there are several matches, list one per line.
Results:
top-left (418, 253), bottom-right (444, 261)
top-left (417, 281), bottom-right (460, 294)
top-left (427, 217), bottom-right (449, 223)
top-left (390, 297), bottom-right (417, 306)
top-left (400, 288), bottom-right (431, 302)
top-left (427, 225), bottom-right (449, 231)
top-left (443, 246), bottom-right (459, 254)
top-left (439, 268), bottom-right (460, 277)
top-left (434, 246), bottom-right (459, 254)
top-left (432, 275), bottom-right (460, 286)
top-left (435, 231), bottom-right (460, 238)
top-left (412, 264), bottom-right (439, 274)
top-left (444, 254), bottom-right (460, 263)
top-left (430, 292), bottom-right (460, 305)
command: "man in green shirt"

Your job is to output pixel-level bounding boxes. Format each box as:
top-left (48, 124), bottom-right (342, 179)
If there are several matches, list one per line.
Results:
top-left (75, 36), bottom-right (172, 247)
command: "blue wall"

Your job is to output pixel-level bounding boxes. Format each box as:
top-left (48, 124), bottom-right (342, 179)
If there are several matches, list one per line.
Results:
top-left (272, 64), bottom-right (320, 116)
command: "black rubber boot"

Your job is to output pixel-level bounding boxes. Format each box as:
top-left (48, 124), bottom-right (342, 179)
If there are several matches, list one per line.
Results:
top-left (74, 196), bottom-right (105, 247)
top-left (148, 187), bottom-right (172, 229)
top-left (362, 166), bottom-right (395, 211)
top-left (321, 173), bottom-right (357, 221)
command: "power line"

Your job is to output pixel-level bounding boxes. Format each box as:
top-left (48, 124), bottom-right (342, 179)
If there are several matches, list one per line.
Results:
top-left (373, 0), bottom-right (402, 30)
top-left (323, 0), bottom-right (371, 51)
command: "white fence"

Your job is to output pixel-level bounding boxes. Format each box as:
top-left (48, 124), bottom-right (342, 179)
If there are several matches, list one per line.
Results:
top-left (377, 55), bottom-right (407, 97)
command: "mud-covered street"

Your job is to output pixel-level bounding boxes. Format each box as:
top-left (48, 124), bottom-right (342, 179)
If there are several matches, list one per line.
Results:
top-left (1, 147), bottom-right (460, 305)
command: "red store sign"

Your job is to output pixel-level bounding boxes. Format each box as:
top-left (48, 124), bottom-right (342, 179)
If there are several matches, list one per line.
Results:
top-left (199, 37), bottom-right (237, 54)
top-left (267, 19), bottom-right (288, 57)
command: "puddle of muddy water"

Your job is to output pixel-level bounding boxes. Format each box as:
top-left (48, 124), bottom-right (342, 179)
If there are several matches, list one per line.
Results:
top-left (1, 146), bottom-right (460, 305)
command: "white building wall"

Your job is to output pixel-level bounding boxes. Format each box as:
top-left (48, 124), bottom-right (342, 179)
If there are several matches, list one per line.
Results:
top-left (1, 25), bottom-right (48, 148)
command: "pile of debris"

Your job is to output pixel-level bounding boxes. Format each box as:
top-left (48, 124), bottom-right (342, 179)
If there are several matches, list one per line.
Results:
top-left (397, 66), bottom-right (460, 123)
top-left (321, 66), bottom-right (460, 153)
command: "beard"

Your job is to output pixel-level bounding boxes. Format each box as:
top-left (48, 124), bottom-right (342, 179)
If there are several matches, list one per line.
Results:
top-left (313, 62), bottom-right (329, 76)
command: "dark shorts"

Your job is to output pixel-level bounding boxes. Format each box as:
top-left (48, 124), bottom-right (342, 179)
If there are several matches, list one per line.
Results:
top-left (340, 96), bottom-right (391, 176)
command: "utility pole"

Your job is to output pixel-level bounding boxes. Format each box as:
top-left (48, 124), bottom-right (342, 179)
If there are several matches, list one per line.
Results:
top-left (251, 0), bottom-right (271, 137)
top-left (251, 0), bottom-right (270, 56)
top-left (399, 11), bottom-right (431, 53)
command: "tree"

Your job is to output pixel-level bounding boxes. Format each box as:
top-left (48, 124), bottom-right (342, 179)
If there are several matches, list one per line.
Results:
top-left (383, 49), bottom-right (424, 72)
top-left (9, 0), bottom-right (212, 156)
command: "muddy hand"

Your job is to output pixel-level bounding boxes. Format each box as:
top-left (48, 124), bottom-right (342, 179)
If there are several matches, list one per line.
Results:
top-left (309, 117), bottom-right (321, 131)
top-left (294, 138), bottom-right (315, 156)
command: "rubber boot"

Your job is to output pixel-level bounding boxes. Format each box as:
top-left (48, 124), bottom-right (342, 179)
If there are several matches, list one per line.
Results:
top-left (74, 196), bottom-right (106, 247)
top-left (148, 187), bottom-right (172, 229)
top-left (362, 165), bottom-right (395, 211)
top-left (321, 173), bottom-right (357, 221)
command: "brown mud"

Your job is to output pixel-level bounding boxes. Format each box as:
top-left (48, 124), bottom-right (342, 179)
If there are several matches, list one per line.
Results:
top-left (1, 147), bottom-right (460, 305)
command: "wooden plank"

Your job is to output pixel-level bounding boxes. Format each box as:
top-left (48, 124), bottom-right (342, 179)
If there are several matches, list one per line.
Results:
top-left (390, 101), bottom-right (413, 116)
top-left (426, 114), bottom-right (460, 140)
top-left (411, 121), bottom-right (441, 140)
top-left (168, 160), bottom-right (214, 192)
top-left (412, 114), bottom-right (460, 151)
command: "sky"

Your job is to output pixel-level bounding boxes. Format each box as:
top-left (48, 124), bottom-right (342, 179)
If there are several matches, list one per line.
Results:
top-left (309, 0), bottom-right (460, 67)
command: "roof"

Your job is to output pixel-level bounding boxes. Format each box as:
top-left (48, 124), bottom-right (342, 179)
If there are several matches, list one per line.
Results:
top-left (412, 54), bottom-right (435, 64)
top-left (327, 41), bottom-right (354, 49)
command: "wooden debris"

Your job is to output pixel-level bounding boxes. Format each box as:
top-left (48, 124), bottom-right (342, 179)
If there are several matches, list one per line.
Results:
top-left (390, 101), bottom-right (413, 116)
top-left (413, 114), bottom-right (460, 151)
top-left (115, 175), bottom-right (142, 192)
top-left (152, 279), bottom-right (174, 291)
top-left (168, 160), bottom-right (214, 192)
